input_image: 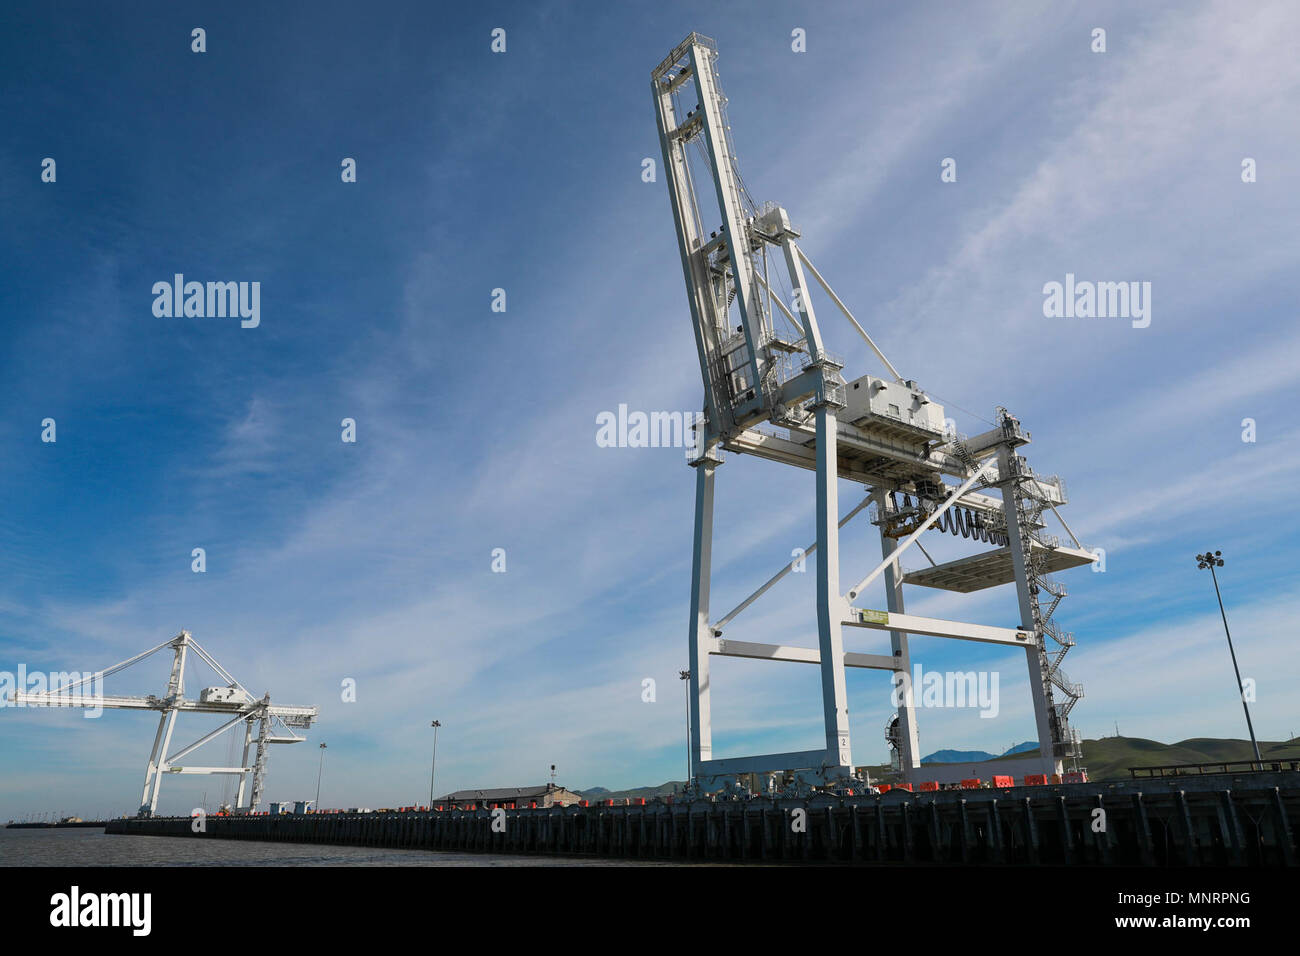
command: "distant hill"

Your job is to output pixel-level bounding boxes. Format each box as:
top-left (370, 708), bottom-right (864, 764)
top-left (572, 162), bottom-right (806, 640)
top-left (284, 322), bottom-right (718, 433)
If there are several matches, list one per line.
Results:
top-left (579, 736), bottom-right (1300, 796)
top-left (575, 780), bottom-right (683, 803)
top-left (909, 735), bottom-right (1300, 782)
top-left (1002, 741), bottom-right (1040, 756)
top-left (921, 741), bottom-right (1039, 764)
top-left (1060, 735), bottom-right (1300, 782)
top-left (922, 749), bottom-right (995, 764)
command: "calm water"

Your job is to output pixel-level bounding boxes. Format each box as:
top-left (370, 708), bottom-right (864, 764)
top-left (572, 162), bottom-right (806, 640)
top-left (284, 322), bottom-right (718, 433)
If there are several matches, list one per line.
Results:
top-left (0, 826), bottom-right (674, 866)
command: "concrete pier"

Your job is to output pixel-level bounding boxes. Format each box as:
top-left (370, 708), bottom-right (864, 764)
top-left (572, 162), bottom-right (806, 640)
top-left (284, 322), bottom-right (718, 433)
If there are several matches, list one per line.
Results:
top-left (105, 772), bottom-right (1300, 865)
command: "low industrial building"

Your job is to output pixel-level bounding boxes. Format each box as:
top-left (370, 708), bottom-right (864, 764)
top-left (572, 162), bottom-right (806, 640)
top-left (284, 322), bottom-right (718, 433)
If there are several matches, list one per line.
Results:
top-left (438, 783), bottom-right (581, 809)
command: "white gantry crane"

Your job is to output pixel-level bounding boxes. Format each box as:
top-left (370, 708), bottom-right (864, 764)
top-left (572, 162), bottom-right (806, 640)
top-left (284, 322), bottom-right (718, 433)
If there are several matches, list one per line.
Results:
top-left (9, 630), bottom-right (317, 816)
top-left (652, 33), bottom-right (1097, 792)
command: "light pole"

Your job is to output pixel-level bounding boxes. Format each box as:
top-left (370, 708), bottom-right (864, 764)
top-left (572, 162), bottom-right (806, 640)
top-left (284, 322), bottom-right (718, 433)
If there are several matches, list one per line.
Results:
top-left (429, 720), bottom-right (441, 806)
top-left (1196, 550), bottom-right (1262, 763)
top-left (315, 742), bottom-right (327, 810)
top-left (679, 670), bottom-right (691, 791)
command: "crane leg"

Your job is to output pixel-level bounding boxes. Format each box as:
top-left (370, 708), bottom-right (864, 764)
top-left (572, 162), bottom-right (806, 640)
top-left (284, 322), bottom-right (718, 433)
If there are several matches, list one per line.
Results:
top-left (235, 717), bottom-right (254, 809)
top-left (138, 711), bottom-right (169, 816)
top-left (248, 714), bottom-right (270, 811)
top-left (687, 449), bottom-right (719, 783)
top-left (877, 489), bottom-right (921, 781)
top-left (814, 402), bottom-right (853, 775)
top-left (144, 706), bottom-right (180, 816)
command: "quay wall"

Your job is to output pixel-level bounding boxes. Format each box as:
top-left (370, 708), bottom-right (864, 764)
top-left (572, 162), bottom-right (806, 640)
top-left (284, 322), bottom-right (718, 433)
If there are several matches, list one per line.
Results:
top-left (105, 773), bottom-right (1300, 865)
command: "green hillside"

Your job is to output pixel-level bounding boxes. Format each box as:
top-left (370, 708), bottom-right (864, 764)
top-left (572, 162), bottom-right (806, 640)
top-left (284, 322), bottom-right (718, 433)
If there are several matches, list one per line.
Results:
top-left (906, 735), bottom-right (1300, 782)
top-left (1073, 735), bottom-right (1300, 781)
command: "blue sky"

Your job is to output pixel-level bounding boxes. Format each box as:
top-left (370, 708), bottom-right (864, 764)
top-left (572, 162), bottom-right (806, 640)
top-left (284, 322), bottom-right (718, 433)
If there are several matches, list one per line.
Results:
top-left (2, 0), bottom-right (1298, 819)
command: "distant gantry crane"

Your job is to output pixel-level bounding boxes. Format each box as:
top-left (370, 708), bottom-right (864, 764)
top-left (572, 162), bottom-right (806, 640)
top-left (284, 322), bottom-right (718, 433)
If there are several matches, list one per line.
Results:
top-left (652, 33), bottom-right (1097, 792)
top-left (9, 630), bottom-right (317, 816)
